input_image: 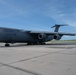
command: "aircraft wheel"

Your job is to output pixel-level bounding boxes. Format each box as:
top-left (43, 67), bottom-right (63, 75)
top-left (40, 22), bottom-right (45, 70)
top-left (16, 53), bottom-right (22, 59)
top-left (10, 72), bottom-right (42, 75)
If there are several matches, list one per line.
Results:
top-left (5, 43), bottom-right (10, 47)
top-left (27, 42), bottom-right (32, 45)
top-left (39, 42), bottom-right (46, 45)
top-left (27, 42), bottom-right (45, 45)
top-left (27, 43), bottom-right (30, 45)
top-left (43, 42), bottom-right (46, 45)
top-left (32, 42), bottom-right (37, 45)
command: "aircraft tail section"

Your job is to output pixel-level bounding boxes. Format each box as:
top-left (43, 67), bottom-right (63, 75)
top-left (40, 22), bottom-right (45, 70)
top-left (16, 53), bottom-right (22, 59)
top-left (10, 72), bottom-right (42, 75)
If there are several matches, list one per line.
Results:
top-left (51, 24), bottom-right (68, 32)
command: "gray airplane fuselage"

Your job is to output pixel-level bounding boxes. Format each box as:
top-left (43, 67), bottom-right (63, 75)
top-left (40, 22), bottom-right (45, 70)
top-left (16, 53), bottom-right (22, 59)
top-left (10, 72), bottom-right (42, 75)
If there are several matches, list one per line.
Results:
top-left (0, 27), bottom-right (53, 43)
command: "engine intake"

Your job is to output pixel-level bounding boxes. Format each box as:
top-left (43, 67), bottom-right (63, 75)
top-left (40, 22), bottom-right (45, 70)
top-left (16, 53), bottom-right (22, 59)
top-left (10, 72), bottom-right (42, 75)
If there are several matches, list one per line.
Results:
top-left (53, 34), bottom-right (62, 40)
top-left (38, 34), bottom-right (47, 40)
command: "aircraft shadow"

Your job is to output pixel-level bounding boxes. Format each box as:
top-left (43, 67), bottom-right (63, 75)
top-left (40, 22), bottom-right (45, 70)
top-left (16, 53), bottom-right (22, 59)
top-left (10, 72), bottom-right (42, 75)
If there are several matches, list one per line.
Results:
top-left (0, 42), bottom-right (76, 48)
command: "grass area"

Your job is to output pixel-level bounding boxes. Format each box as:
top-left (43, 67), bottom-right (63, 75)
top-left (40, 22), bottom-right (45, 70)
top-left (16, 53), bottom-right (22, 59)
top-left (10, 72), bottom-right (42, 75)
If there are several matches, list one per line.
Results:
top-left (59, 39), bottom-right (76, 41)
top-left (47, 39), bottom-right (76, 43)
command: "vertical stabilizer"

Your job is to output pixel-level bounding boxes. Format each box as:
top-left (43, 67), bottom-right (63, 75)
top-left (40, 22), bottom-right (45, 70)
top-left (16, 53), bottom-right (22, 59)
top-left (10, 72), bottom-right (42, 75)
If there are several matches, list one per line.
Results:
top-left (51, 24), bottom-right (68, 32)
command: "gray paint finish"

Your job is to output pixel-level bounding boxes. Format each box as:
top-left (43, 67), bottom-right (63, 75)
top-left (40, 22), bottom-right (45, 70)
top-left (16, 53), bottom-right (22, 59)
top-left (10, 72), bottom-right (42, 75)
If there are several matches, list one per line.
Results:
top-left (0, 25), bottom-right (75, 46)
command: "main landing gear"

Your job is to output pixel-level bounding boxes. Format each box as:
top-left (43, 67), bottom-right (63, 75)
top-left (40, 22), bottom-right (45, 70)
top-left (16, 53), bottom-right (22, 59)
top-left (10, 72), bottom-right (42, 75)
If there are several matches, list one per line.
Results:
top-left (27, 42), bottom-right (46, 45)
top-left (5, 43), bottom-right (10, 47)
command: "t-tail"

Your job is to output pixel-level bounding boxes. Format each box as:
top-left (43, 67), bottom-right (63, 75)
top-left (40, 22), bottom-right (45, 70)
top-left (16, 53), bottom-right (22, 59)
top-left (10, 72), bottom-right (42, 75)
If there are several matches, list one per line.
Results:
top-left (51, 24), bottom-right (68, 32)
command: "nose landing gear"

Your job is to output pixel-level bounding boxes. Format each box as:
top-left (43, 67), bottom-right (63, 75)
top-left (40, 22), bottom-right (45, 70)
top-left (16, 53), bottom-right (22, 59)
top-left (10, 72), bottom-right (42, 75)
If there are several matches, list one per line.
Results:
top-left (5, 43), bottom-right (10, 47)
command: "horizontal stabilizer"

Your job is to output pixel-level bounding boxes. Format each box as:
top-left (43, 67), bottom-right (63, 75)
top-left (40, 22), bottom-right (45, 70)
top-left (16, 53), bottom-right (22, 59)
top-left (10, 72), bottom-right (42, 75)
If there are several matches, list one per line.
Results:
top-left (51, 24), bottom-right (68, 32)
top-left (51, 24), bottom-right (68, 28)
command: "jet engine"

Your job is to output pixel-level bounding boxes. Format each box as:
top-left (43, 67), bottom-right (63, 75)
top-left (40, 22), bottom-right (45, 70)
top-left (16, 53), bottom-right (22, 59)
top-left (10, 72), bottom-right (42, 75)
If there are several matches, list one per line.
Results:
top-left (38, 34), bottom-right (47, 40)
top-left (53, 34), bottom-right (62, 40)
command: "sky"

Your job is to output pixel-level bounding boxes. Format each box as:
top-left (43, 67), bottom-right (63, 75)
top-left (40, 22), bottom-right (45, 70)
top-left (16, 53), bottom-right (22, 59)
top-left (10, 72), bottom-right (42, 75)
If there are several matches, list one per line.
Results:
top-left (0, 0), bottom-right (76, 40)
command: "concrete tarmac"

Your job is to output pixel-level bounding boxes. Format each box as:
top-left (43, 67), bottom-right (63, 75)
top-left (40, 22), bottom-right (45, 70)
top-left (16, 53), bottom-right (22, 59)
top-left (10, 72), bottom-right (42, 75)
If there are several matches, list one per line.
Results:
top-left (0, 42), bottom-right (76, 75)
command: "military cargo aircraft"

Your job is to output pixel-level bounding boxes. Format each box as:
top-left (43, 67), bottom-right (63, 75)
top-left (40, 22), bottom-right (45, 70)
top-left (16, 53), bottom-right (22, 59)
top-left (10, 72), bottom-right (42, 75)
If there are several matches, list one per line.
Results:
top-left (0, 24), bottom-right (76, 46)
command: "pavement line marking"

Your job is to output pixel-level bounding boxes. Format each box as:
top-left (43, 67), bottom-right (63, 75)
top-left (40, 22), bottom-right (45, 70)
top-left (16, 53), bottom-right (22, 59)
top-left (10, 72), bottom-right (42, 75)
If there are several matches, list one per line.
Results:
top-left (9, 49), bottom-right (70, 64)
top-left (0, 62), bottom-right (41, 75)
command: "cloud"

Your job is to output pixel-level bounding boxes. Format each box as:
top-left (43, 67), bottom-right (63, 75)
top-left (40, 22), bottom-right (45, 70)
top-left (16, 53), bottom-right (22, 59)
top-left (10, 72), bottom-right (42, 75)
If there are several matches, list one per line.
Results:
top-left (39, 0), bottom-right (76, 27)
top-left (0, 0), bottom-right (76, 28)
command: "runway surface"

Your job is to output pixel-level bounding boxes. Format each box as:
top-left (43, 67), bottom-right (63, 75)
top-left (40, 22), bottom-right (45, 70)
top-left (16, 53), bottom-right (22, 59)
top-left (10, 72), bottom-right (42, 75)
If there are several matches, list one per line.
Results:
top-left (0, 42), bottom-right (76, 75)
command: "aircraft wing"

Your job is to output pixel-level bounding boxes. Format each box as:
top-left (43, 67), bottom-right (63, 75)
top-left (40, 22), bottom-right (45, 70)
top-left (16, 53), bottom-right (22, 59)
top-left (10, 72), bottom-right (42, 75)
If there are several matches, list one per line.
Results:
top-left (30, 31), bottom-right (76, 36)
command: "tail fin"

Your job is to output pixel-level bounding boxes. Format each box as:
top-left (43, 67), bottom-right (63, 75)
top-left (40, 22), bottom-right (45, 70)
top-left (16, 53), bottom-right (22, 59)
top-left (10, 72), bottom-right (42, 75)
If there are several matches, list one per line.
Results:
top-left (51, 24), bottom-right (68, 32)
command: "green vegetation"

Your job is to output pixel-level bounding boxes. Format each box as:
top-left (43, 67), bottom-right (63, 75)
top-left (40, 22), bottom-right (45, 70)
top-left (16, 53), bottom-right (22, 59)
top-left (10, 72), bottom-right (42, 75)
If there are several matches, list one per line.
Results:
top-left (63, 40), bottom-right (76, 42)
top-left (47, 39), bottom-right (76, 43)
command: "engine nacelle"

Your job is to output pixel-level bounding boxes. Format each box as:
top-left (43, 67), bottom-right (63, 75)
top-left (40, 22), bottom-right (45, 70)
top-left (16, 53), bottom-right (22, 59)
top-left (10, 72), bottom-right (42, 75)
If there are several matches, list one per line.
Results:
top-left (38, 34), bottom-right (47, 40)
top-left (53, 34), bottom-right (62, 40)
